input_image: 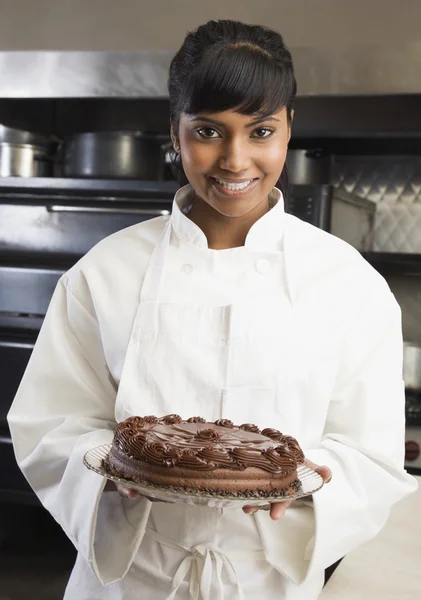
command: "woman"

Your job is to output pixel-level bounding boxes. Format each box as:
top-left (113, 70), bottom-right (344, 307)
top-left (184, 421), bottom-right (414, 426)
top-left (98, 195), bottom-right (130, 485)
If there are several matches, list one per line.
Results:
top-left (8, 19), bottom-right (416, 600)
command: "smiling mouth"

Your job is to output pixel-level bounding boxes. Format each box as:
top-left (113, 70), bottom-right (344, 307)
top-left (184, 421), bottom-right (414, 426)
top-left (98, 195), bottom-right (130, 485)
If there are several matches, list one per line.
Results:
top-left (212, 177), bottom-right (257, 191)
top-left (209, 176), bottom-right (259, 196)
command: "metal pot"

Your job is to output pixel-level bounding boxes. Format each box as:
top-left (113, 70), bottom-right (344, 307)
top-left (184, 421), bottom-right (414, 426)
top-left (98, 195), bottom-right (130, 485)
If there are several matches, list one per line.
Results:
top-left (286, 149), bottom-right (332, 185)
top-left (62, 131), bottom-right (164, 180)
top-left (0, 125), bottom-right (58, 177)
top-left (403, 342), bottom-right (421, 389)
top-left (0, 144), bottom-right (55, 177)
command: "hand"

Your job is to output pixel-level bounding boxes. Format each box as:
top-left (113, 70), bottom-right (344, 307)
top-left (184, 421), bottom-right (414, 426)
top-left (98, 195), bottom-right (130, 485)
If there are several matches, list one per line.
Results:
top-left (104, 480), bottom-right (174, 503)
top-left (243, 459), bottom-right (332, 521)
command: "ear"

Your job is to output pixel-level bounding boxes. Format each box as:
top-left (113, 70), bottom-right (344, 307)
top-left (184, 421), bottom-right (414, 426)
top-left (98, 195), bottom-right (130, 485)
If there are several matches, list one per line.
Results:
top-left (170, 124), bottom-right (180, 152)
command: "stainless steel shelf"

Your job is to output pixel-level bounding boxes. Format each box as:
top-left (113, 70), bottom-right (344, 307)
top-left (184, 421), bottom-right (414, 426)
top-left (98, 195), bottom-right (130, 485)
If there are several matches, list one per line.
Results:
top-left (363, 252), bottom-right (421, 276)
top-left (0, 177), bottom-right (179, 204)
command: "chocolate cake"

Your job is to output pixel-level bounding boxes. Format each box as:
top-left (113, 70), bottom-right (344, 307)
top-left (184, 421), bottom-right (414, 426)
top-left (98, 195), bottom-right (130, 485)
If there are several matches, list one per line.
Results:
top-left (104, 415), bottom-right (305, 498)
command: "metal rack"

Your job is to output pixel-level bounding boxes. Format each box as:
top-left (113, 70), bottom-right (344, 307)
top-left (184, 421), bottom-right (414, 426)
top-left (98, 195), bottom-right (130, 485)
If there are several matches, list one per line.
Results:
top-left (362, 252), bottom-right (421, 277)
top-left (0, 177), bottom-right (179, 204)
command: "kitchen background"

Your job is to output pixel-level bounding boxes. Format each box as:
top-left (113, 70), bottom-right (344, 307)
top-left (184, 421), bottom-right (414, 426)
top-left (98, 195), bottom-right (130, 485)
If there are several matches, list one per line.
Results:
top-left (1, 1), bottom-right (421, 598)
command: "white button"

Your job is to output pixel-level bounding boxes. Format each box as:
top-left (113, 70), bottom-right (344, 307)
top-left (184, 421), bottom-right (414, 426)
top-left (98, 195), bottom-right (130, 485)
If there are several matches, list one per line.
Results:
top-left (256, 259), bottom-right (271, 274)
top-left (181, 264), bottom-right (193, 275)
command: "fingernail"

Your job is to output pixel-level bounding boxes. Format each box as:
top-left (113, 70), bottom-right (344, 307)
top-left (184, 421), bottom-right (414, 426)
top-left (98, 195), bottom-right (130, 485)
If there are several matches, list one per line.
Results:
top-left (244, 507), bottom-right (257, 514)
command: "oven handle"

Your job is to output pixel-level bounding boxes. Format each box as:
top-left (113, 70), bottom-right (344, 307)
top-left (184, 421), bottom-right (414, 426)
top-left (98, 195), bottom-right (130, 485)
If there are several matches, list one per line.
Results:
top-left (47, 205), bottom-right (171, 216)
top-left (0, 338), bottom-right (35, 350)
top-left (0, 435), bottom-right (13, 444)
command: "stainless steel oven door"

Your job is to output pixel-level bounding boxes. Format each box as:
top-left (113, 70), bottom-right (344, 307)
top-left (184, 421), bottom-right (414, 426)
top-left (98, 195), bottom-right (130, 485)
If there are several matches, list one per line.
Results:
top-left (0, 202), bottom-right (172, 261)
top-left (0, 262), bottom-right (63, 503)
top-left (0, 334), bottom-right (35, 432)
top-left (0, 333), bottom-right (37, 501)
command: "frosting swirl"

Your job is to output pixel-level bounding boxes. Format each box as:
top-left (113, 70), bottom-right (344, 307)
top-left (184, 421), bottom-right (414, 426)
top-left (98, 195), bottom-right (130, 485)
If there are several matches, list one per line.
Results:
top-left (114, 417), bottom-right (151, 454)
top-left (144, 416), bottom-right (159, 424)
top-left (240, 423), bottom-right (261, 434)
top-left (112, 415), bottom-right (304, 473)
top-left (140, 442), bottom-right (179, 467)
top-left (195, 429), bottom-right (221, 442)
top-left (125, 416), bottom-right (148, 429)
top-left (197, 447), bottom-right (235, 468)
top-left (263, 447), bottom-right (297, 473)
top-left (177, 448), bottom-right (211, 470)
top-left (261, 428), bottom-right (283, 441)
top-left (282, 435), bottom-right (305, 463)
top-left (214, 419), bottom-right (234, 428)
top-left (159, 414), bottom-right (183, 425)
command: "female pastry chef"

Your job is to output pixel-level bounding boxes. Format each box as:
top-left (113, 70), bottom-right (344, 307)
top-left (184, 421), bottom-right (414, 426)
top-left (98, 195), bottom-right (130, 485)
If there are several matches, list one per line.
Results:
top-left (8, 19), bottom-right (417, 600)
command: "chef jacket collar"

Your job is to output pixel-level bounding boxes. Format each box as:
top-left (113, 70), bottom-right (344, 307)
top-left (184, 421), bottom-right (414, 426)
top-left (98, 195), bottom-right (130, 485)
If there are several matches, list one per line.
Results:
top-left (171, 184), bottom-right (285, 251)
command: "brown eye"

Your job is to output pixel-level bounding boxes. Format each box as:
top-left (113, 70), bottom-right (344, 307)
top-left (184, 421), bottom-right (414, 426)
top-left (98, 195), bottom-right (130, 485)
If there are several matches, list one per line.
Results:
top-left (197, 127), bottom-right (220, 139)
top-left (252, 127), bottom-right (274, 139)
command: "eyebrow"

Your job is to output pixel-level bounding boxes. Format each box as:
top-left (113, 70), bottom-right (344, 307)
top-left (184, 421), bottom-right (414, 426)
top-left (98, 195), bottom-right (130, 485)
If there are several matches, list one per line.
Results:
top-left (189, 115), bottom-right (281, 128)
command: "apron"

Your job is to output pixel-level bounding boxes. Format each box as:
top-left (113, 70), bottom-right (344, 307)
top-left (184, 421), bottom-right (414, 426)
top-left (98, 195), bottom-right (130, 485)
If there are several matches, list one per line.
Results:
top-left (110, 216), bottom-right (323, 600)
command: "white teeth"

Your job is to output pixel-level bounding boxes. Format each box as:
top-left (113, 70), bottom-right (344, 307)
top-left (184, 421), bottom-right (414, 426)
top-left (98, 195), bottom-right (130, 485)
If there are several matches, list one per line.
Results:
top-left (215, 178), bottom-right (253, 191)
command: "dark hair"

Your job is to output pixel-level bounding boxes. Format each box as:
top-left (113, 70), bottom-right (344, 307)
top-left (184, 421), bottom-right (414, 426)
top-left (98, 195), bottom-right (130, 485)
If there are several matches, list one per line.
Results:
top-left (168, 19), bottom-right (297, 197)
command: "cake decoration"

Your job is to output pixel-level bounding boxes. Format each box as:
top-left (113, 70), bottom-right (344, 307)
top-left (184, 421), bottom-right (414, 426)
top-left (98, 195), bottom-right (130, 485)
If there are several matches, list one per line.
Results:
top-left (104, 415), bottom-right (306, 498)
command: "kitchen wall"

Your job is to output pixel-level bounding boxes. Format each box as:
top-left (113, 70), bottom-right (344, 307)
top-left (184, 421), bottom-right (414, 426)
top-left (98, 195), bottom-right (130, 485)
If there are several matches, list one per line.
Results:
top-left (0, 0), bottom-right (420, 51)
top-left (334, 156), bottom-right (421, 254)
top-left (334, 156), bottom-right (421, 342)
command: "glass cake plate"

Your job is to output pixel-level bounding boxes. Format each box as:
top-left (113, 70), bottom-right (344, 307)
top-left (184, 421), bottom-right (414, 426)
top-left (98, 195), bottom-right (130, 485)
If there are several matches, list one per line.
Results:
top-left (84, 443), bottom-right (324, 509)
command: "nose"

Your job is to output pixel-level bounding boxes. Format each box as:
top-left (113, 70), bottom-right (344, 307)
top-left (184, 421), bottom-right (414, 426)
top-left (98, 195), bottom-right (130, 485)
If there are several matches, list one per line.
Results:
top-left (219, 138), bottom-right (252, 173)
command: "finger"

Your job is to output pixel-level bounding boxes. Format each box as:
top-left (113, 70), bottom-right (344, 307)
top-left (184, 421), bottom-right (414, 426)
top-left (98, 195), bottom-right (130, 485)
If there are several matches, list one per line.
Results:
top-left (121, 489), bottom-right (139, 499)
top-left (317, 465), bottom-right (332, 483)
top-left (270, 500), bottom-right (292, 520)
top-left (116, 485), bottom-right (140, 499)
top-left (324, 470), bottom-right (333, 483)
top-left (304, 459), bottom-right (332, 483)
top-left (243, 505), bottom-right (259, 515)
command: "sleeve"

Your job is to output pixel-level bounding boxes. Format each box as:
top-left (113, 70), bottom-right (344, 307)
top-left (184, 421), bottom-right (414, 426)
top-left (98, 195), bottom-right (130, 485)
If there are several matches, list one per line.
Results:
top-left (255, 282), bottom-right (418, 586)
top-left (306, 287), bottom-right (417, 577)
top-left (7, 276), bottom-right (152, 585)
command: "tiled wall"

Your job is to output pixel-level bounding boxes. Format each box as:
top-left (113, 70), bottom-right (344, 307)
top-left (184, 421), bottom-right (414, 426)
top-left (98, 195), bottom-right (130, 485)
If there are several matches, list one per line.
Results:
top-left (333, 155), bottom-right (421, 253)
top-left (333, 155), bottom-right (421, 342)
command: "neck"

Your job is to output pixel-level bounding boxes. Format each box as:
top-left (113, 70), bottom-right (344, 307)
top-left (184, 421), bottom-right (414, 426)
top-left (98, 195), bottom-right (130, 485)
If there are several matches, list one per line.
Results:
top-left (188, 195), bottom-right (271, 250)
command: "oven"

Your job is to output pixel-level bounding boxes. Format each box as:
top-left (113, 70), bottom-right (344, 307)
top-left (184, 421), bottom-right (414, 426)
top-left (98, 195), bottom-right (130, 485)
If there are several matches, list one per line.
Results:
top-left (0, 332), bottom-right (38, 503)
top-left (0, 265), bottom-right (64, 502)
top-left (0, 177), bottom-right (176, 504)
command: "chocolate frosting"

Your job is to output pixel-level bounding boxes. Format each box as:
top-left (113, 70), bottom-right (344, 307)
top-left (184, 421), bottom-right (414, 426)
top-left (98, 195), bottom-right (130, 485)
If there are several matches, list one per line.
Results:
top-left (214, 419), bottom-right (234, 428)
top-left (261, 428), bottom-right (283, 440)
top-left (113, 415), bottom-right (305, 476)
top-left (240, 423), bottom-right (261, 434)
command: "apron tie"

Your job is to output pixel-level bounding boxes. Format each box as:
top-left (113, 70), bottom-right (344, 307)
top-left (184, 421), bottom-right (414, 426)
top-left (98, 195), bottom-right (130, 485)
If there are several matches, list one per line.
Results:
top-left (146, 527), bottom-right (265, 600)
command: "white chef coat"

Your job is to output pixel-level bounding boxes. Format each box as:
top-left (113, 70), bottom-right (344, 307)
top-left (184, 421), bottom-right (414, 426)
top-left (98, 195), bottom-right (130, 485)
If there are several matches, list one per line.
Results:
top-left (7, 185), bottom-right (417, 600)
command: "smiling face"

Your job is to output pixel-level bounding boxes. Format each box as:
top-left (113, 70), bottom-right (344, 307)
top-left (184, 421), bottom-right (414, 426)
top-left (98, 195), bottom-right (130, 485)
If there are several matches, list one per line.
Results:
top-left (173, 108), bottom-right (292, 219)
